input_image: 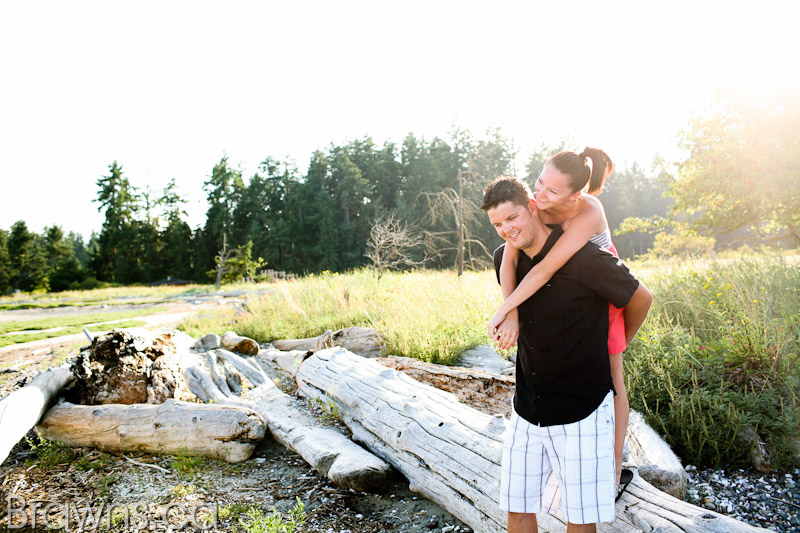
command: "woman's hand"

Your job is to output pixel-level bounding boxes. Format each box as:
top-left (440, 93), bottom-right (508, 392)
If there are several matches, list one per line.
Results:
top-left (487, 307), bottom-right (508, 341)
top-left (493, 312), bottom-right (519, 351)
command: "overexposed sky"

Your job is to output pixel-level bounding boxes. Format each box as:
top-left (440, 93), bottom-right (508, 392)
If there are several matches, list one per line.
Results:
top-left (1, 1), bottom-right (798, 238)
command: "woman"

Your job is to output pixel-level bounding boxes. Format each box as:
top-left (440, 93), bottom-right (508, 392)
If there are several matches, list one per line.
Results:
top-left (489, 147), bottom-right (633, 497)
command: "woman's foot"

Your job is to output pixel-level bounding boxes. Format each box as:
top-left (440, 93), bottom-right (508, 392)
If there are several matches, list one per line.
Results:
top-left (615, 468), bottom-right (633, 502)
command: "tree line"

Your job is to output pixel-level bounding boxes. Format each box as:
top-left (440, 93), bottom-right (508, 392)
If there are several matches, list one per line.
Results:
top-left (1, 92), bottom-right (797, 294)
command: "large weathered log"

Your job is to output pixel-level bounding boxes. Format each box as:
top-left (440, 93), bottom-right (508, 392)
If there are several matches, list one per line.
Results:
top-left (184, 353), bottom-right (392, 491)
top-left (376, 356), bottom-right (515, 417)
top-left (376, 354), bottom-right (688, 499)
top-left (36, 399), bottom-right (264, 463)
top-left (0, 364), bottom-right (74, 465)
top-left (297, 347), bottom-right (763, 533)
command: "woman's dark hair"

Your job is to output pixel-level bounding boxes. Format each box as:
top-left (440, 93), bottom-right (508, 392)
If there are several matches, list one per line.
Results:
top-left (547, 147), bottom-right (613, 195)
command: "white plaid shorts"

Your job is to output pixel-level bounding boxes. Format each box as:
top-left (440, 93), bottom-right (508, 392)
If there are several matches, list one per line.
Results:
top-left (499, 391), bottom-right (616, 524)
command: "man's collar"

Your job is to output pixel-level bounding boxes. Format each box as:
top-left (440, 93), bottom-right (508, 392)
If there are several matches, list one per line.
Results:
top-left (531, 225), bottom-right (563, 261)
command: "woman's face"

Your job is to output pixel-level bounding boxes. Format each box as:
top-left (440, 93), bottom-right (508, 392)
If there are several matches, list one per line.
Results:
top-left (534, 164), bottom-right (579, 211)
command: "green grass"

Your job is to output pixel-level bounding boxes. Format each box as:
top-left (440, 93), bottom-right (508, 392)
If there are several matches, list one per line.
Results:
top-left (0, 280), bottom-right (274, 311)
top-left (0, 307), bottom-right (166, 335)
top-left (233, 500), bottom-right (305, 533)
top-left (0, 307), bottom-right (165, 348)
top-left (179, 269), bottom-right (497, 365)
top-left (0, 320), bottom-right (148, 347)
top-left (624, 252), bottom-right (800, 469)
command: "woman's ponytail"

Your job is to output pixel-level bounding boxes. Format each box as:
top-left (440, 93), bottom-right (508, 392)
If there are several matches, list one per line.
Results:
top-left (580, 147), bottom-right (613, 195)
top-left (548, 147), bottom-right (613, 195)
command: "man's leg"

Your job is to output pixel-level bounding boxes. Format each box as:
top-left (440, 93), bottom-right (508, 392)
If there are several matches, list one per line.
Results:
top-left (508, 512), bottom-right (537, 532)
top-left (566, 522), bottom-right (595, 533)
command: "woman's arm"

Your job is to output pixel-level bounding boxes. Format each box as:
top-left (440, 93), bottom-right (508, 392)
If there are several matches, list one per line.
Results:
top-left (492, 244), bottom-right (520, 349)
top-left (487, 197), bottom-right (606, 334)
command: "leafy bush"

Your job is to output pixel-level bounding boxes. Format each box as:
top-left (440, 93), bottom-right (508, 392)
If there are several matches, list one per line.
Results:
top-left (625, 254), bottom-right (800, 468)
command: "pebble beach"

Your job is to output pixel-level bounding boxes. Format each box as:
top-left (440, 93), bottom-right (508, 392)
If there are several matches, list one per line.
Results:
top-left (686, 466), bottom-right (800, 532)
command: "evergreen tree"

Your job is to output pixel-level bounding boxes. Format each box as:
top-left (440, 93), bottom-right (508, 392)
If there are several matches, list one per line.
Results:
top-left (159, 178), bottom-right (194, 280)
top-left (7, 221), bottom-right (48, 292)
top-left (196, 156), bottom-right (242, 281)
top-left (0, 229), bottom-right (11, 295)
top-left (92, 161), bottom-right (140, 281)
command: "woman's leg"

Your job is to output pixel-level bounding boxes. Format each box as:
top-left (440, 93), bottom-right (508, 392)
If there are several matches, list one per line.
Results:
top-left (609, 351), bottom-right (628, 485)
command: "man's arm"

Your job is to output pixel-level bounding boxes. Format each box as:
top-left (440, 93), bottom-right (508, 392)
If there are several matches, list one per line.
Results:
top-left (623, 281), bottom-right (653, 345)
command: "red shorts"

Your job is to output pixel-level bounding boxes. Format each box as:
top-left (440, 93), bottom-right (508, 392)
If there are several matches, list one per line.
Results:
top-left (607, 243), bottom-right (626, 355)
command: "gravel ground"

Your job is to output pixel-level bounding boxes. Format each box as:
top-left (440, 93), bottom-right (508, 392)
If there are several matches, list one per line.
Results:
top-left (686, 465), bottom-right (800, 532)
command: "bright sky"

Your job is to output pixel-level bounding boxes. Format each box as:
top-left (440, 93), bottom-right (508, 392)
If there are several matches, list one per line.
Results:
top-left (1, 1), bottom-right (798, 239)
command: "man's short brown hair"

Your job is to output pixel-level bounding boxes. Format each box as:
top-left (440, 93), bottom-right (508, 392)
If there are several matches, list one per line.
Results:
top-left (481, 176), bottom-right (533, 211)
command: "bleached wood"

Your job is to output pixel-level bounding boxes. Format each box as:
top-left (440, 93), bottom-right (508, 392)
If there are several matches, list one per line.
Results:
top-left (185, 362), bottom-right (392, 491)
top-left (0, 364), bottom-right (74, 465)
top-left (377, 354), bottom-right (688, 499)
top-left (297, 347), bottom-right (764, 533)
top-left (36, 399), bottom-right (265, 463)
top-left (626, 409), bottom-right (688, 499)
top-left (376, 355), bottom-right (515, 417)
top-left (258, 346), bottom-right (312, 378)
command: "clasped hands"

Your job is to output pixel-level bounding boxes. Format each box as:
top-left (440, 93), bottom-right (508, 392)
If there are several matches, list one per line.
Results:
top-left (488, 308), bottom-right (519, 351)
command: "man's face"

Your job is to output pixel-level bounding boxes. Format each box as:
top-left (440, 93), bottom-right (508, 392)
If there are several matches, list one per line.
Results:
top-left (487, 200), bottom-right (537, 252)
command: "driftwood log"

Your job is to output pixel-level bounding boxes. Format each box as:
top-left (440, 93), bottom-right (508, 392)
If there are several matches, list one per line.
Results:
top-left (377, 355), bottom-right (515, 417)
top-left (184, 348), bottom-right (392, 491)
top-left (297, 347), bottom-right (763, 533)
top-left (271, 327), bottom-right (384, 358)
top-left (627, 410), bottom-right (688, 499)
top-left (376, 355), bottom-right (689, 499)
top-left (0, 364), bottom-right (75, 465)
top-left (36, 399), bottom-right (265, 463)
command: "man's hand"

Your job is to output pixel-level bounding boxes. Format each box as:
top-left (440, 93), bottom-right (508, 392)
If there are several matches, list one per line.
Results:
top-left (491, 310), bottom-right (519, 351)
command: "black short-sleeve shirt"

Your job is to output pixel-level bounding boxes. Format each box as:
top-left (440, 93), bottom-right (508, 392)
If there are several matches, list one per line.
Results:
top-left (493, 226), bottom-right (640, 426)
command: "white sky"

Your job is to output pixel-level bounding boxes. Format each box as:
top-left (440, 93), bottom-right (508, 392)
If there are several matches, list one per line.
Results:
top-left (1, 1), bottom-right (798, 239)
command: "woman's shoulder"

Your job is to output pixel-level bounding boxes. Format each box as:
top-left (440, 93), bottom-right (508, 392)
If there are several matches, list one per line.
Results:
top-left (578, 193), bottom-right (609, 227)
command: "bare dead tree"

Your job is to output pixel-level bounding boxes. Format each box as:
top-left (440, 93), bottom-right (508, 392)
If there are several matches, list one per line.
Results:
top-left (417, 164), bottom-right (494, 276)
top-left (213, 233), bottom-right (237, 289)
top-left (365, 214), bottom-right (426, 280)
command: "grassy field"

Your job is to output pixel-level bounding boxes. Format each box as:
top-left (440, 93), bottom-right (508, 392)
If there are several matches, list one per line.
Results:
top-left (179, 269), bottom-right (498, 365)
top-left (3, 250), bottom-right (797, 469)
top-left (180, 251), bottom-right (799, 470)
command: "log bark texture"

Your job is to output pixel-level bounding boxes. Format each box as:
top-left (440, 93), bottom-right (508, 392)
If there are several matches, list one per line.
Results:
top-left (297, 347), bottom-right (764, 533)
top-left (36, 399), bottom-right (265, 463)
top-left (184, 350), bottom-right (392, 491)
top-left (0, 364), bottom-right (74, 465)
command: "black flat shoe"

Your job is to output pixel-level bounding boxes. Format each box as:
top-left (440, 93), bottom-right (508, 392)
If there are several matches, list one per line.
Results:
top-left (615, 468), bottom-right (633, 502)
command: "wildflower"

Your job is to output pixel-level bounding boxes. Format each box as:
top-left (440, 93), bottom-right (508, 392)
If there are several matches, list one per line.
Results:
top-left (709, 300), bottom-right (715, 305)
top-left (698, 346), bottom-right (709, 350)
top-left (726, 283), bottom-right (731, 290)
top-left (717, 292), bottom-right (722, 297)
top-left (753, 299), bottom-right (758, 303)
top-left (703, 282), bottom-right (710, 290)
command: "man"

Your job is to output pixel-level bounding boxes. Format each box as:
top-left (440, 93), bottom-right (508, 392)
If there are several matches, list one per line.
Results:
top-left (481, 177), bottom-right (653, 533)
